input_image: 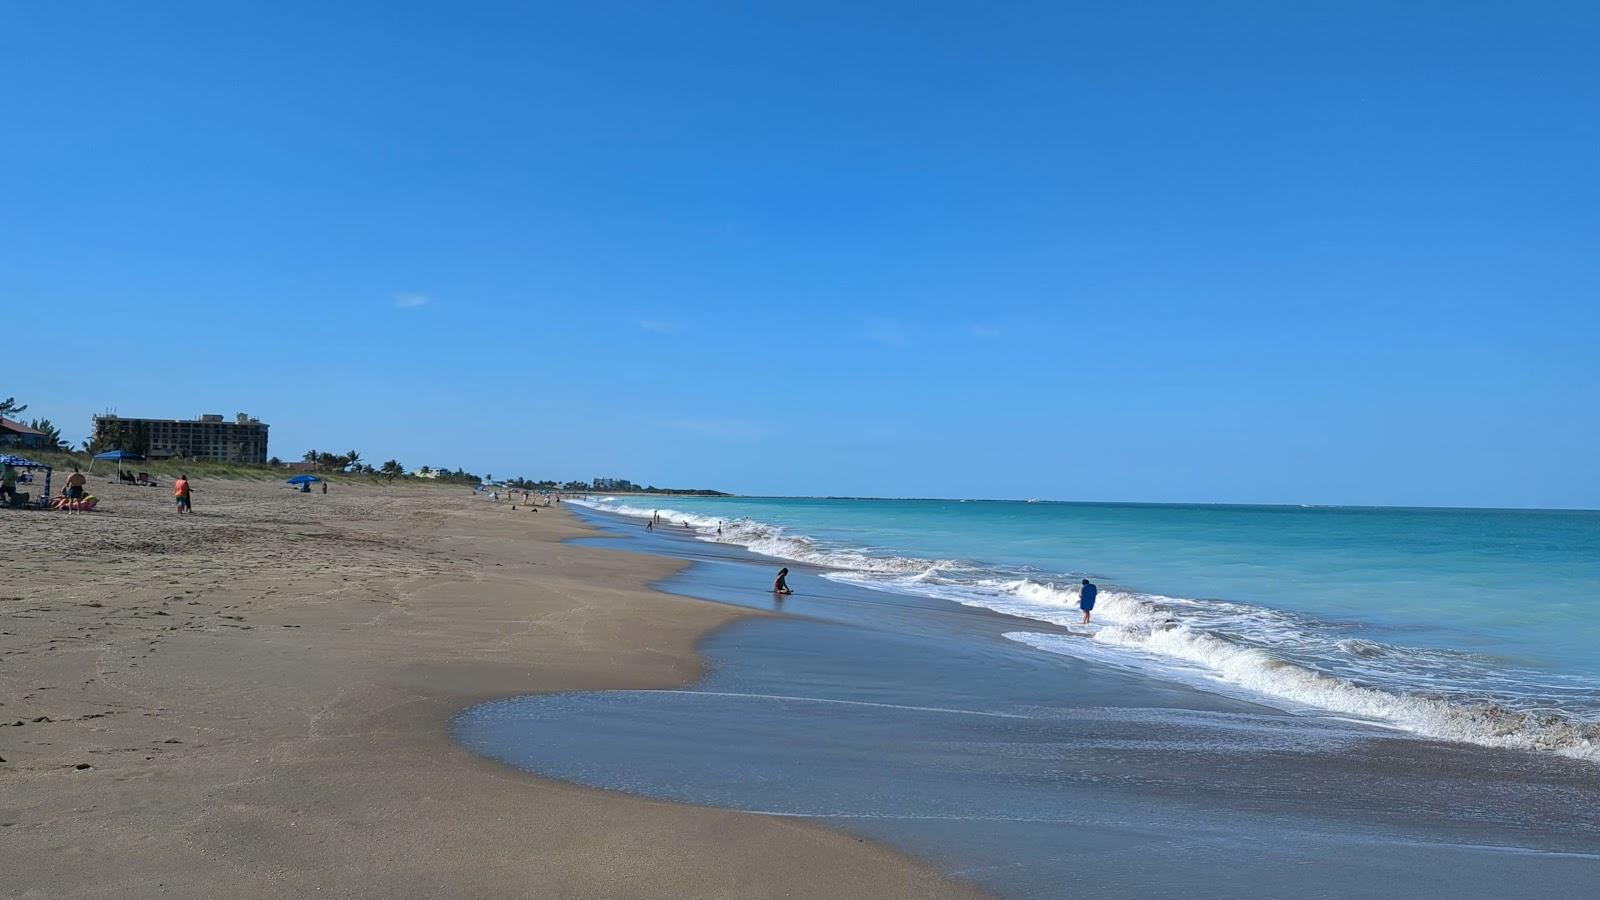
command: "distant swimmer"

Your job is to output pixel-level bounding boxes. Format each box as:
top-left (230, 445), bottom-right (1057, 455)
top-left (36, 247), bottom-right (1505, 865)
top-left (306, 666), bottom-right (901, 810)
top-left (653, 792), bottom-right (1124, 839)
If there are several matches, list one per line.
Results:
top-left (773, 567), bottom-right (793, 595)
top-left (646, 519), bottom-right (654, 531)
top-left (1078, 579), bottom-right (1097, 625)
top-left (717, 522), bottom-right (723, 536)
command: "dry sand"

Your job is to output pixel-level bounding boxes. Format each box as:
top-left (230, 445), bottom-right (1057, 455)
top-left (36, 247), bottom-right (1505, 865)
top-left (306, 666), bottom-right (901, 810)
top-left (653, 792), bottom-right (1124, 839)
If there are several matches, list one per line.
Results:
top-left (0, 478), bottom-right (984, 899)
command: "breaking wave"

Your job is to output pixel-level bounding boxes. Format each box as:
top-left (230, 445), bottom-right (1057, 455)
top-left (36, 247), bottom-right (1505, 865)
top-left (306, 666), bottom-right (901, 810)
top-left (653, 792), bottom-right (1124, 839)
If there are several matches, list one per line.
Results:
top-left (571, 497), bottom-right (964, 575)
top-left (570, 497), bottom-right (1600, 762)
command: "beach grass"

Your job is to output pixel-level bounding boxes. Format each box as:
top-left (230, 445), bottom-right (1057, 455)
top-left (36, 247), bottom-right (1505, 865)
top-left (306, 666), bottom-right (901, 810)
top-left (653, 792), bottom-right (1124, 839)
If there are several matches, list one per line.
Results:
top-left (11, 449), bottom-right (453, 489)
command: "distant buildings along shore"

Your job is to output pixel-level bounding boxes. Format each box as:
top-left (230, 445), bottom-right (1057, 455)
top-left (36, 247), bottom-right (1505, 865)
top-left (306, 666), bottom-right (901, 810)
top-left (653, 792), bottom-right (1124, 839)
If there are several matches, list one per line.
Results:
top-left (92, 412), bottom-right (269, 464)
top-left (0, 417), bottom-right (49, 450)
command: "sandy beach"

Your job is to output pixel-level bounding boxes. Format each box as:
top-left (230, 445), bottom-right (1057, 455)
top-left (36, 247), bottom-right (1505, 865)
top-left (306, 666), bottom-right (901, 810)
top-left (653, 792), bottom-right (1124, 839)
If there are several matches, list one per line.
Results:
top-left (0, 479), bottom-right (984, 899)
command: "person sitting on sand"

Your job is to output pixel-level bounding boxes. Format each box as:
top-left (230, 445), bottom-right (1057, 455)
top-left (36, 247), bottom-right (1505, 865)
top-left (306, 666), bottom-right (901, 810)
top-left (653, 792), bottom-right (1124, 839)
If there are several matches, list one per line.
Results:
top-left (1078, 578), bottom-right (1097, 624)
top-left (174, 474), bottom-right (192, 514)
top-left (1, 462), bottom-right (18, 505)
top-left (773, 567), bottom-right (793, 595)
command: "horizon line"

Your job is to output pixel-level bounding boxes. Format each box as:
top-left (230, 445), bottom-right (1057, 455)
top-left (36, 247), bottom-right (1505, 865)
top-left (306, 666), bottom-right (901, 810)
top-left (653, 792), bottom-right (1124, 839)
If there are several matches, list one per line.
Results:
top-left (597, 492), bottom-right (1600, 514)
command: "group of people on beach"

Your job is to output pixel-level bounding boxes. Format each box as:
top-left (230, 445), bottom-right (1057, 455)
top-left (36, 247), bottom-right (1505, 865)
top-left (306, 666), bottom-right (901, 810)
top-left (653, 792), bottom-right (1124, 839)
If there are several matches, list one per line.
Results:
top-left (7, 463), bottom-right (195, 515)
top-left (643, 510), bottom-right (695, 533)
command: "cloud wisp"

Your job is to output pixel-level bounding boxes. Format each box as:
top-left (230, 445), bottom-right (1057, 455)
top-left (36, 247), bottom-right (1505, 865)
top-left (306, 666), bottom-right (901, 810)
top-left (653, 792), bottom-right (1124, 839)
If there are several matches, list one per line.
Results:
top-left (636, 318), bottom-right (679, 333)
top-left (393, 293), bottom-right (430, 309)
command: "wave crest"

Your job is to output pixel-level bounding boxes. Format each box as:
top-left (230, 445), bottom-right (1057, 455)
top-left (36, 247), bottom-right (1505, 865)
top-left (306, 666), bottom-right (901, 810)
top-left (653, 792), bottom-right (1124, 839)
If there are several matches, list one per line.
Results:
top-left (571, 497), bottom-right (1600, 762)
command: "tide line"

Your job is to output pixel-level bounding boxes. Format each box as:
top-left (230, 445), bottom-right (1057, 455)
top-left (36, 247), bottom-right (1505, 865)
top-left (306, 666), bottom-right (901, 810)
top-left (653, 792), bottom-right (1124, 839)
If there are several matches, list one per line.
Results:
top-left (609, 689), bottom-right (1032, 720)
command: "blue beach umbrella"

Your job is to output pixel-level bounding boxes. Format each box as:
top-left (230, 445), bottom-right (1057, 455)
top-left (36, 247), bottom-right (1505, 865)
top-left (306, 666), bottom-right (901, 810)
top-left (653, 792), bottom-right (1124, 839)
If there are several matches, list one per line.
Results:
top-left (1, 453), bottom-right (52, 506)
top-left (91, 448), bottom-right (145, 476)
top-left (286, 474), bottom-right (321, 485)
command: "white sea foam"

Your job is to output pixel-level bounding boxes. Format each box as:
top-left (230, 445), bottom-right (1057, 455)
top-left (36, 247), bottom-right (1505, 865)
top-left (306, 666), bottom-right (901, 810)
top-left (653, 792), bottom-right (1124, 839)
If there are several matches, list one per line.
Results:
top-left (570, 497), bottom-right (962, 575)
top-left (571, 497), bottom-right (1600, 761)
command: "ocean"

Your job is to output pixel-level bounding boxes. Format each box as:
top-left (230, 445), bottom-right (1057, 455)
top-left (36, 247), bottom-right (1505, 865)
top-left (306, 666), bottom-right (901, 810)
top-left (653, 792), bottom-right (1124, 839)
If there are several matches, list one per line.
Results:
top-left (571, 496), bottom-right (1600, 760)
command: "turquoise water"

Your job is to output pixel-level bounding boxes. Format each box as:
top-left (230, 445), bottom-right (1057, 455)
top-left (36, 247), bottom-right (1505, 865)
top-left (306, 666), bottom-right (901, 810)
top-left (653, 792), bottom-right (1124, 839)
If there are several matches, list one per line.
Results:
top-left (577, 496), bottom-right (1600, 758)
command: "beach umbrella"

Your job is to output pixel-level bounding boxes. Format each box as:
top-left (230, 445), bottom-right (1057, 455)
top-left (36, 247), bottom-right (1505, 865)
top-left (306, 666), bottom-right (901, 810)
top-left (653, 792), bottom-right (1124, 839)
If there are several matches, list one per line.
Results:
top-left (92, 448), bottom-right (145, 476)
top-left (286, 474), bottom-right (321, 485)
top-left (0, 453), bottom-right (51, 506)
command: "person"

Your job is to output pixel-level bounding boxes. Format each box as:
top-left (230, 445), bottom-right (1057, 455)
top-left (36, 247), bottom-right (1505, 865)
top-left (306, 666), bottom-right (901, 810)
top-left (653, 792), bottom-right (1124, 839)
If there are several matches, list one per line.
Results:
top-left (773, 567), bottom-right (792, 595)
top-left (64, 466), bottom-right (87, 514)
top-left (717, 522), bottom-right (723, 536)
top-left (321, 481), bottom-right (328, 495)
top-left (174, 474), bottom-right (192, 514)
top-left (646, 518), bottom-right (654, 531)
top-left (1, 461), bottom-right (18, 506)
top-left (1078, 578), bottom-right (1097, 624)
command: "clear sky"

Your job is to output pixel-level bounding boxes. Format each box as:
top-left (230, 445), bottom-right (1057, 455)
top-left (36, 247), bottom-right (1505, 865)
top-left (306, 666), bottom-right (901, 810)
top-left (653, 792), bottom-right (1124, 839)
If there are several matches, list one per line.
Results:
top-left (3, 2), bottom-right (1597, 507)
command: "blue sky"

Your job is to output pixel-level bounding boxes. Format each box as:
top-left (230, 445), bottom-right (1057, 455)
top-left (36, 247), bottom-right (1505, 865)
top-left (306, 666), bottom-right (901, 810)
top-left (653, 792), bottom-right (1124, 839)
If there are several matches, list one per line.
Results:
top-left (3, 2), bottom-right (1597, 507)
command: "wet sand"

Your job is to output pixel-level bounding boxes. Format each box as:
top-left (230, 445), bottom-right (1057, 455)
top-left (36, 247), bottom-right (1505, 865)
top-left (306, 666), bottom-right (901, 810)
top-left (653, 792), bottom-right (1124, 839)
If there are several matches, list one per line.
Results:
top-left (0, 479), bottom-right (984, 899)
top-left (459, 507), bottom-right (1600, 899)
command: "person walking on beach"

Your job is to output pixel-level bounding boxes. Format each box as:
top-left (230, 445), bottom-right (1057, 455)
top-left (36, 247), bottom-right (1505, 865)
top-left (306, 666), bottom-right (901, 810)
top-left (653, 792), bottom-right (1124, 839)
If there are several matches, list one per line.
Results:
top-left (773, 567), bottom-right (793, 595)
top-left (64, 466), bottom-right (87, 514)
top-left (1078, 579), bottom-right (1097, 624)
top-left (174, 474), bottom-right (192, 514)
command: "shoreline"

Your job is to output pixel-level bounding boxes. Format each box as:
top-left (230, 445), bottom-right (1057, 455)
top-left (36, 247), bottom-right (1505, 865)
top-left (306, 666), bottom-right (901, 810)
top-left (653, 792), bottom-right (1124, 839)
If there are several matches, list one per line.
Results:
top-left (0, 479), bottom-right (985, 898)
top-left (467, 506), bottom-right (1600, 898)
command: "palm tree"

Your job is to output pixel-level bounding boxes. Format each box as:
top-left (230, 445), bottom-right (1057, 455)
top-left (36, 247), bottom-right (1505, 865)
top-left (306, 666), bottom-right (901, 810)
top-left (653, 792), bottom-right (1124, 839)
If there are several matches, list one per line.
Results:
top-left (303, 449), bottom-right (319, 464)
top-left (28, 418), bottom-right (71, 451)
top-left (379, 459), bottom-right (405, 480)
top-left (344, 450), bottom-right (362, 470)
